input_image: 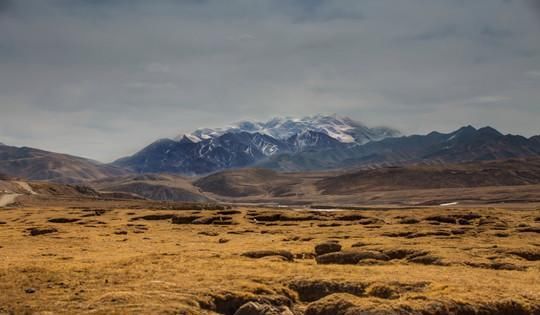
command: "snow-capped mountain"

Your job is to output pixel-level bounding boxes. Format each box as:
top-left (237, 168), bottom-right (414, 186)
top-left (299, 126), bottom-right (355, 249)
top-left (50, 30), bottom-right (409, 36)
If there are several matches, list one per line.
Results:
top-left (114, 115), bottom-right (401, 174)
top-left (114, 120), bottom-right (540, 175)
top-left (175, 114), bottom-right (400, 145)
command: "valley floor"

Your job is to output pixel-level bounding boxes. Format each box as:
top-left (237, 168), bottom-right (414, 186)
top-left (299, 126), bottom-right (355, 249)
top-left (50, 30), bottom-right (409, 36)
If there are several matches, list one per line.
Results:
top-left (0, 200), bottom-right (539, 314)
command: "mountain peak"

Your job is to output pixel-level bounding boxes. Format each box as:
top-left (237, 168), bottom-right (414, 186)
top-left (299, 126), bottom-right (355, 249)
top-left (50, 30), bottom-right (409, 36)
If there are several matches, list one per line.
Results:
top-left (178, 134), bottom-right (199, 144)
top-left (115, 119), bottom-right (540, 176)
top-left (175, 114), bottom-right (400, 145)
top-left (458, 125), bottom-right (477, 132)
top-left (477, 126), bottom-right (502, 136)
top-left (447, 125), bottom-right (477, 140)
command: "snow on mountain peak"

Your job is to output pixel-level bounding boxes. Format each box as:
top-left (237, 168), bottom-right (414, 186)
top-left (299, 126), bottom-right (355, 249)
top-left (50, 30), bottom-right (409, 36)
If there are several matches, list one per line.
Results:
top-left (175, 115), bottom-right (400, 145)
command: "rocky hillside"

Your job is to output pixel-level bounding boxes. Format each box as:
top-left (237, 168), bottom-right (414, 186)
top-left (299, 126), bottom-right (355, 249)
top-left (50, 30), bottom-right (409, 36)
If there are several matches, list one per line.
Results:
top-left (0, 143), bottom-right (130, 183)
top-left (113, 115), bottom-right (400, 175)
top-left (316, 157), bottom-right (540, 195)
top-left (92, 174), bottom-right (210, 202)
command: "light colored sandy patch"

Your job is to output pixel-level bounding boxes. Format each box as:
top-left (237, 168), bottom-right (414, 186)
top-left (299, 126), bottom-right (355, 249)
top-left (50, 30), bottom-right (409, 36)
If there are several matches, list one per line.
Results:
top-left (15, 181), bottom-right (37, 195)
top-left (0, 194), bottom-right (20, 207)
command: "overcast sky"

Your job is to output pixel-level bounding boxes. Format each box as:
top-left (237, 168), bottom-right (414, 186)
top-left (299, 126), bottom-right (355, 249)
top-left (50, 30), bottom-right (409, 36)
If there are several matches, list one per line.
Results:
top-left (1, 0), bottom-right (539, 162)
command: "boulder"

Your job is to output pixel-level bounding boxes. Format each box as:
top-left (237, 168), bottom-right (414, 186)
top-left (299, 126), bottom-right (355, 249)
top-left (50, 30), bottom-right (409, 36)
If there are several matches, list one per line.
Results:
top-left (316, 251), bottom-right (389, 265)
top-left (314, 242), bottom-right (342, 256)
top-left (48, 218), bottom-right (80, 223)
top-left (29, 227), bottom-right (58, 236)
top-left (288, 280), bottom-right (367, 302)
top-left (241, 250), bottom-right (294, 262)
top-left (193, 215), bottom-right (233, 225)
top-left (171, 215), bottom-right (202, 224)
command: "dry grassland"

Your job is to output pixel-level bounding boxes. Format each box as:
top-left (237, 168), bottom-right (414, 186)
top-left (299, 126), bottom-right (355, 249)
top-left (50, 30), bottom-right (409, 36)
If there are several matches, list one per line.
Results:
top-left (0, 201), bottom-right (539, 314)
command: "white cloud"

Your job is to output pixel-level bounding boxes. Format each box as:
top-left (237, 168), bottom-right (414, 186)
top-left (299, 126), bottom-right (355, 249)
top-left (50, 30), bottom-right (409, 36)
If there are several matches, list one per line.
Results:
top-left (0, 0), bottom-right (539, 161)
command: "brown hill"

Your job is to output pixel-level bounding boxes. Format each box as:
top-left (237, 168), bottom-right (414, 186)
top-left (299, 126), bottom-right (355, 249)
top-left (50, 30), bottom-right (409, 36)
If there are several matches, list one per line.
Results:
top-left (76, 158), bottom-right (540, 204)
top-left (0, 143), bottom-right (130, 184)
top-left (0, 178), bottom-right (101, 207)
top-left (92, 174), bottom-right (211, 202)
top-left (193, 168), bottom-right (306, 198)
top-left (316, 157), bottom-right (540, 195)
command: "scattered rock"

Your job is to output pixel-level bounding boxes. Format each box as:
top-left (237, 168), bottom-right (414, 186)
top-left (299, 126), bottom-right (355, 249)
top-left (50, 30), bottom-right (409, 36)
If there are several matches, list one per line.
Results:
top-left (306, 295), bottom-right (537, 315)
top-left (206, 291), bottom-right (292, 315)
top-left (350, 241), bottom-right (368, 248)
top-left (80, 209), bottom-right (107, 217)
top-left (219, 238), bottom-right (230, 244)
top-left (288, 280), bottom-right (367, 302)
top-left (507, 249), bottom-right (540, 261)
top-left (193, 215), bottom-right (234, 225)
top-left (132, 214), bottom-right (175, 221)
top-left (314, 241), bottom-right (342, 256)
top-left (114, 230), bottom-right (128, 235)
top-left (25, 288), bottom-right (36, 294)
top-left (303, 294), bottom-right (360, 315)
top-left (335, 214), bottom-right (369, 221)
top-left (316, 251), bottom-right (389, 265)
top-left (382, 248), bottom-right (429, 260)
top-left (478, 218), bottom-right (499, 226)
top-left (451, 229), bottom-right (467, 235)
top-left (283, 236), bottom-right (301, 242)
top-left (398, 217), bottom-right (420, 224)
top-left (294, 252), bottom-right (316, 260)
top-left (456, 218), bottom-right (470, 225)
top-left (407, 230), bottom-right (453, 238)
top-left (234, 302), bottom-right (294, 315)
top-left (199, 231), bottom-right (219, 236)
top-left (358, 218), bottom-right (383, 225)
top-left (48, 218), bottom-right (80, 223)
top-left (356, 259), bottom-right (389, 266)
top-left (465, 262), bottom-right (526, 271)
top-left (217, 210), bottom-right (242, 215)
top-left (171, 215), bottom-right (203, 224)
top-left (368, 285), bottom-right (399, 299)
top-left (317, 223), bottom-right (342, 228)
top-left (241, 250), bottom-right (294, 262)
top-left (517, 227), bottom-right (540, 234)
top-left (29, 227), bottom-right (58, 236)
top-left (407, 254), bottom-right (444, 265)
top-left (424, 215), bottom-right (456, 224)
top-left (382, 231), bottom-right (414, 238)
top-left (459, 213), bottom-right (482, 220)
top-left (250, 213), bottom-right (317, 222)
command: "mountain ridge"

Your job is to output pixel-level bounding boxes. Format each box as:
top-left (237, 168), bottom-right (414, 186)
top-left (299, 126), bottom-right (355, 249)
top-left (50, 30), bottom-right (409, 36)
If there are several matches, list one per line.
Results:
top-left (0, 143), bottom-right (130, 183)
top-left (114, 115), bottom-right (401, 174)
top-left (2, 116), bottom-right (539, 180)
top-left (176, 114), bottom-right (400, 144)
top-left (114, 117), bottom-right (540, 175)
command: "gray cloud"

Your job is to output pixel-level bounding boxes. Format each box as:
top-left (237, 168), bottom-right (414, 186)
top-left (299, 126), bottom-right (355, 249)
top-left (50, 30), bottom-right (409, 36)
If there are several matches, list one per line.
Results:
top-left (0, 0), bottom-right (539, 162)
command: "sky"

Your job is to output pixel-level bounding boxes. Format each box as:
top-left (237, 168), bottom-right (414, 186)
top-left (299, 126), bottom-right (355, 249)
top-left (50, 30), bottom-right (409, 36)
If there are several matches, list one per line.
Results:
top-left (0, 0), bottom-right (539, 162)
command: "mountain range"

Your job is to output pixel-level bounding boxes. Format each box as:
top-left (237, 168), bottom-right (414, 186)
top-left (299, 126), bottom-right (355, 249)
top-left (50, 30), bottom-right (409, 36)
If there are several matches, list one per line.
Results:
top-left (113, 115), bottom-right (402, 174)
top-left (1, 115), bottom-right (539, 182)
top-left (114, 115), bottom-right (540, 175)
top-left (177, 114), bottom-right (400, 144)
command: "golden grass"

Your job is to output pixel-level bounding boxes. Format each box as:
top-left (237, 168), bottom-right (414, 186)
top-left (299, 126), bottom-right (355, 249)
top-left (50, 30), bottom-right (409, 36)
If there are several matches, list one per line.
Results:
top-left (0, 203), bottom-right (539, 314)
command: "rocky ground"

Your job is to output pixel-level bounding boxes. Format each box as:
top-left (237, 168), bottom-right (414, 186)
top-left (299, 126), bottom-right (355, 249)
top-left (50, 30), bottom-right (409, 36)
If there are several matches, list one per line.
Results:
top-left (0, 201), bottom-right (539, 314)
